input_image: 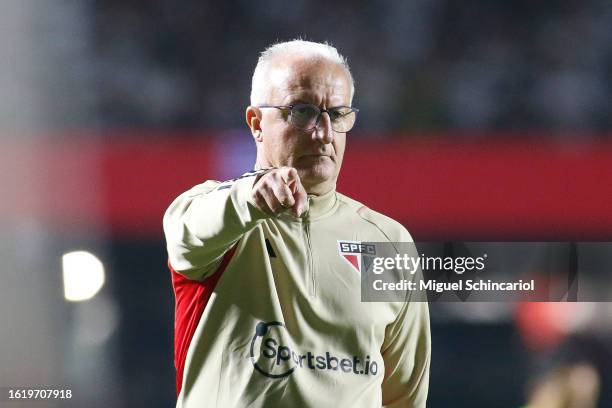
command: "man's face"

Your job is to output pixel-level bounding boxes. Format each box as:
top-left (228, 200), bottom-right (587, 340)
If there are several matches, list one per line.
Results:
top-left (249, 57), bottom-right (353, 195)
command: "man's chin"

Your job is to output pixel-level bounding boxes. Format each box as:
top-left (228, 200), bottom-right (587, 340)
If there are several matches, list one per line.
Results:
top-left (296, 164), bottom-right (337, 192)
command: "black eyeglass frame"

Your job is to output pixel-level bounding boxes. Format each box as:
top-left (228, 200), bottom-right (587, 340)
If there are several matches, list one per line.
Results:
top-left (256, 103), bottom-right (359, 133)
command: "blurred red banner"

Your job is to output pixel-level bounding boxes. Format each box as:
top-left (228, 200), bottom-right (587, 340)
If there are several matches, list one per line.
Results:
top-left (3, 134), bottom-right (611, 240)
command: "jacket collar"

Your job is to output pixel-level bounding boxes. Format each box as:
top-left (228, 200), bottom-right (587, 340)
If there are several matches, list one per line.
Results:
top-left (304, 188), bottom-right (337, 219)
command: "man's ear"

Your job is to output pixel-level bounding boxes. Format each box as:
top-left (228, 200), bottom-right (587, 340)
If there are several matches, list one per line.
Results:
top-left (246, 106), bottom-right (263, 142)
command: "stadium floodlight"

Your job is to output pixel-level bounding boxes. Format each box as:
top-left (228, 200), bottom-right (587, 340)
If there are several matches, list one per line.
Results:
top-left (62, 251), bottom-right (105, 302)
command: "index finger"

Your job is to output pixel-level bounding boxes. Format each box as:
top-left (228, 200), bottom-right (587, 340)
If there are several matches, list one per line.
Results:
top-left (279, 167), bottom-right (299, 186)
top-left (290, 174), bottom-right (308, 217)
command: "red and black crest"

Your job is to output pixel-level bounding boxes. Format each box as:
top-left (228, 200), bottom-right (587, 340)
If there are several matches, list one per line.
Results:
top-left (338, 241), bottom-right (376, 273)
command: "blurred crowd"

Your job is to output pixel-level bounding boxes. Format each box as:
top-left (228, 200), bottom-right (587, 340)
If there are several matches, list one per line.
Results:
top-left (91, 0), bottom-right (611, 133)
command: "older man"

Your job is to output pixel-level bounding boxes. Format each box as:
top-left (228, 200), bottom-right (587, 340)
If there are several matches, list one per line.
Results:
top-left (164, 40), bottom-right (430, 408)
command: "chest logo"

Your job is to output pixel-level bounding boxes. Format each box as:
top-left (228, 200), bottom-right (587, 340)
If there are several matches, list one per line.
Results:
top-left (338, 241), bottom-right (376, 273)
top-left (250, 321), bottom-right (380, 379)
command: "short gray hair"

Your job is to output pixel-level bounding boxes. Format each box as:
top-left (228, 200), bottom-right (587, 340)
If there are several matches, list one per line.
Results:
top-left (250, 39), bottom-right (354, 105)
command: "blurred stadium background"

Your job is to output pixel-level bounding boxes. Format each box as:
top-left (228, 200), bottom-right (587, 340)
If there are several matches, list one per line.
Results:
top-left (1, 1), bottom-right (611, 407)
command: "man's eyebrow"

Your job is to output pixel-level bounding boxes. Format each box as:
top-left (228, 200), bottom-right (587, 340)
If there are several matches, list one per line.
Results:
top-left (286, 97), bottom-right (313, 105)
top-left (286, 99), bottom-right (349, 108)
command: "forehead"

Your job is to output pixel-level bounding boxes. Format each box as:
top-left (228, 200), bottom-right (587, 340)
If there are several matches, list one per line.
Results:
top-left (265, 57), bottom-right (352, 105)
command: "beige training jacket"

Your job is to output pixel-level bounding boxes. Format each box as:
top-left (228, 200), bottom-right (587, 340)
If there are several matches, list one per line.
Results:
top-left (163, 170), bottom-right (430, 408)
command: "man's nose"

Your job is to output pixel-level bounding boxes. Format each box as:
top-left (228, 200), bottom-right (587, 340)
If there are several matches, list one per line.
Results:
top-left (312, 112), bottom-right (334, 144)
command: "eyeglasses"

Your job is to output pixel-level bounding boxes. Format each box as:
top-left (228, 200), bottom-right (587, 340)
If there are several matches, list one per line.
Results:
top-left (257, 103), bottom-right (359, 133)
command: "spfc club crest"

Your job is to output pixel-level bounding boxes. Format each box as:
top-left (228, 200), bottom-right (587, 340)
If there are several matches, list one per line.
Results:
top-left (338, 241), bottom-right (376, 273)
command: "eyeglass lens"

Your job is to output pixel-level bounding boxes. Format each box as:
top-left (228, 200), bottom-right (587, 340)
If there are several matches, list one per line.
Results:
top-left (290, 104), bottom-right (356, 132)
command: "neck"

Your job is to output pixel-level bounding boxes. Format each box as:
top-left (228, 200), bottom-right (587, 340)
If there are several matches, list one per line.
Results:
top-left (303, 180), bottom-right (335, 196)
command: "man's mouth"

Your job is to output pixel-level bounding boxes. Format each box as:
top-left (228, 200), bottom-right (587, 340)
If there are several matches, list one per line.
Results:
top-left (302, 153), bottom-right (332, 158)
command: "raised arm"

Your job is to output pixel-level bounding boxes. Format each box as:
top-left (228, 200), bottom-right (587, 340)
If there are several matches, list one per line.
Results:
top-left (163, 167), bottom-right (307, 280)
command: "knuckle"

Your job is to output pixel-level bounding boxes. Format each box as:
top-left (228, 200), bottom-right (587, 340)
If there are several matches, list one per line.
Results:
top-left (251, 188), bottom-right (263, 199)
top-left (259, 178), bottom-right (274, 191)
top-left (253, 194), bottom-right (264, 206)
top-left (287, 167), bottom-right (297, 178)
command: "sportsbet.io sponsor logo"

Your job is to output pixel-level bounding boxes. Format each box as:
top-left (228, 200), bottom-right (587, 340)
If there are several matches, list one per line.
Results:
top-left (250, 321), bottom-right (379, 379)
